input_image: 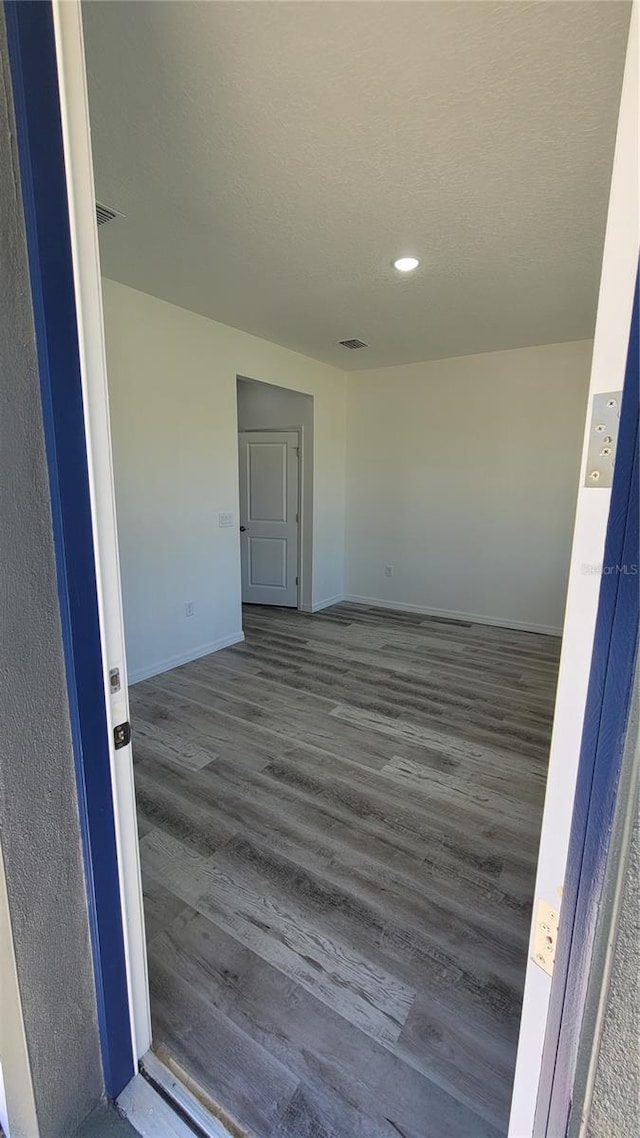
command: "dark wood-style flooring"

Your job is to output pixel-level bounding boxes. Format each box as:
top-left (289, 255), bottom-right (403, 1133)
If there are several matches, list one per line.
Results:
top-left (131, 603), bottom-right (560, 1138)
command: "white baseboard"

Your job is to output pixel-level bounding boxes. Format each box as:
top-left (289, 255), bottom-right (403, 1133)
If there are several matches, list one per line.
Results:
top-left (342, 594), bottom-right (562, 637)
top-left (301, 594), bottom-right (345, 614)
top-left (129, 631), bottom-right (245, 685)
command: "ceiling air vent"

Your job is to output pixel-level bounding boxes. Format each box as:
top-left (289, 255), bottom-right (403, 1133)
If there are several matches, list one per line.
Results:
top-left (339, 338), bottom-right (368, 350)
top-left (96, 201), bottom-right (121, 227)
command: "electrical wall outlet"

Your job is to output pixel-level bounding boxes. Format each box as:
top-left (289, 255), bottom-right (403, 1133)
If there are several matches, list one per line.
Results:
top-left (532, 899), bottom-right (559, 976)
top-left (384, 565), bottom-right (393, 578)
top-left (218, 512), bottom-right (234, 528)
top-left (184, 601), bottom-right (195, 617)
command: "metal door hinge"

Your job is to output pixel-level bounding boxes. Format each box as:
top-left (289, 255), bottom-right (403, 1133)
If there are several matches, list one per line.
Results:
top-left (114, 721), bottom-right (131, 750)
top-left (584, 391), bottom-right (622, 488)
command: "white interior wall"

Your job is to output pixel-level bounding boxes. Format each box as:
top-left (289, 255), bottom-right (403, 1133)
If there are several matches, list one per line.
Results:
top-left (102, 278), bottom-right (347, 681)
top-left (236, 378), bottom-right (314, 611)
top-left (345, 339), bottom-right (593, 634)
top-left (105, 275), bottom-right (594, 683)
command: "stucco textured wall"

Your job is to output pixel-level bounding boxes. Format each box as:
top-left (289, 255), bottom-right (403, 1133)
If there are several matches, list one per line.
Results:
top-left (0, 13), bottom-right (103, 1136)
top-left (587, 810), bottom-right (640, 1137)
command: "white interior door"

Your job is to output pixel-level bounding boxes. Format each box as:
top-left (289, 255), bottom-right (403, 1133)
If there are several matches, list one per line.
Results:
top-left (239, 431), bottom-right (299, 607)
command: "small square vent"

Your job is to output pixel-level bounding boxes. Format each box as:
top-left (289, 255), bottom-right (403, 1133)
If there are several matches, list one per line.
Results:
top-left (96, 201), bottom-right (121, 227)
top-left (339, 338), bottom-right (368, 350)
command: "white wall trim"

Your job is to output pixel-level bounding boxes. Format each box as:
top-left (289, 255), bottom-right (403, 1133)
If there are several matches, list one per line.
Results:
top-left (343, 594), bottom-right (562, 636)
top-left (301, 594), bottom-right (345, 613)
top-left (129, 631), bottom-right (245, 685)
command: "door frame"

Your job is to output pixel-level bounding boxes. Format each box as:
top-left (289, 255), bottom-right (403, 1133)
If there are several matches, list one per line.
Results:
top-left (238, 426), bottom-right (304, 611)
top-left (3, 0), bottom-right (142, 1096)
top-left (508, 8), bottom-right (638, 1129)
top-left (5, 0), bottom-right (638, 1130)
top-left (535, 273), bottom-right (638, 1136)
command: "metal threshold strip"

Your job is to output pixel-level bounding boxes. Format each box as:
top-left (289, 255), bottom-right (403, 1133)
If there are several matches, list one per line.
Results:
top-left (118, 1051), bottom-right (239, 1138)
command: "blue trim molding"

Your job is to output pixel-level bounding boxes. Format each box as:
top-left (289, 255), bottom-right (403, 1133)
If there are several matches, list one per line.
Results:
top-left (537, 272), bottom-right (639, 1136)
top-left (4, 0), bottom-right (134, 1097)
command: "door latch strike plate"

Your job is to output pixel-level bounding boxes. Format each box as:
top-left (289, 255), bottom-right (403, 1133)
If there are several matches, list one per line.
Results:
top-left (113, 721), bottom-right (131, 750)
top-left (109, 667), bottom-right (121, 694)
top-left (532, 898), bottom-right (559, 977)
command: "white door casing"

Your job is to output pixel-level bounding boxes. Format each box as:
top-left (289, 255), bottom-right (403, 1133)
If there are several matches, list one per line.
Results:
top-left (508, 7), bottom-right (639, 1135)
top-left (239, 431), bottom-right (300, 607)
top-left (52, 0), bottom-right (151, 1063)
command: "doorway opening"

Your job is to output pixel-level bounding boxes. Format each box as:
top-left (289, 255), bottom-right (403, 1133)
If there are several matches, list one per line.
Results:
top-left (236, 377), bottom-right (314, 615)
top-left (39, 2), bottom-right (635, 1136)
top-left (239, 428), bottom-right (301, 609)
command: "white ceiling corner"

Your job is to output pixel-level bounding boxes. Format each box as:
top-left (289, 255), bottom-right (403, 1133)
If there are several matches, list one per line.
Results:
top-left (82, 0), bottom-right (631, 370)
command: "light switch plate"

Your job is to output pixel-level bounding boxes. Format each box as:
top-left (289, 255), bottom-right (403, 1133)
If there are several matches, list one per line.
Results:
top-left (584, 391), bottom-right (622, 488)
top-left (218, 512), bottom-right (234, 528)
top-left (532, 898), bottom-right (559, 977)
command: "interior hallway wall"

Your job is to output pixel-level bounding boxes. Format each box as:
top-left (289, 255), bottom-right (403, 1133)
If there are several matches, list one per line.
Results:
top-left (102, 278), bottom-right (347, 681)
top-left (237, 378), bottom-right (314, 610)
top-left (345, 339), bottom-right (593, 634)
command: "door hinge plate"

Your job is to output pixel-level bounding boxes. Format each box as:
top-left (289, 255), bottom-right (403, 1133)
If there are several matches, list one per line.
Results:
top-left (584, 391), bottom-right (622, 488)
top-left (114, 721), bottom-right (131, 750)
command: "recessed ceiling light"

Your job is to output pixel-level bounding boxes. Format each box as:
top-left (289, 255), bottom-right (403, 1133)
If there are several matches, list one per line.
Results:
top-left (393, 256), bottom-right (420, 272)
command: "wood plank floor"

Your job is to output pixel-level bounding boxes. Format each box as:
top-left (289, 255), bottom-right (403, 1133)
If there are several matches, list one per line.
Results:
top-left (131, 603), bottom-right (561, 1138)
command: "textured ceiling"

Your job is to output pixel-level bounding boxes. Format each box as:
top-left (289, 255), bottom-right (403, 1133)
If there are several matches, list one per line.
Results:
top-left (83, 1), bottom-right (631, 370)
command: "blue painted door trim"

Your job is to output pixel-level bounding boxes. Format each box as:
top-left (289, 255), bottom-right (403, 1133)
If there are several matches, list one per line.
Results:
top-left (4, 0), bottom-right (135, 1098)
top-left (537, 271), bottom-right (639, 1136)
